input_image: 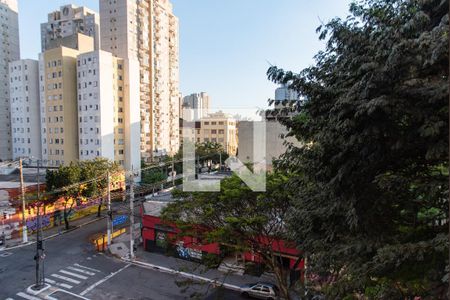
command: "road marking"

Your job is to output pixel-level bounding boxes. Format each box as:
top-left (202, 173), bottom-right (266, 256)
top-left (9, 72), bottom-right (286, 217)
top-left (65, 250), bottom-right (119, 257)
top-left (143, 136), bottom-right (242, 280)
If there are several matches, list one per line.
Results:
top-left (80, 264), bottom-right (131, 296)
top-left (59, 270), bottom-right (88, 280)
top-left (73, 263), bottom-right (101, 273)
top-left (51, 273), bottom-right (81, 284)
top-left (5, 298), bottom-right (15, 300)
top-left (16, 293), bottom-right (40, 300)
top-left (67, 266), bottom-right (95, 276)
top-left (45, 278), bottom-right (73, 289)
top-left (47, 289), bottom-right (90, 300)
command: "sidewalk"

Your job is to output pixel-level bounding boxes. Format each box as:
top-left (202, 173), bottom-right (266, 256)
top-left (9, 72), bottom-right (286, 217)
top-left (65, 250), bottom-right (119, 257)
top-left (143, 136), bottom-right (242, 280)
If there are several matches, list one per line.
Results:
top-left (1, 213), bottom-right (105, 250)
top-left (131, 247), bottom-right (262, 289)
top-left (127, 248), bottom-right (303, 299)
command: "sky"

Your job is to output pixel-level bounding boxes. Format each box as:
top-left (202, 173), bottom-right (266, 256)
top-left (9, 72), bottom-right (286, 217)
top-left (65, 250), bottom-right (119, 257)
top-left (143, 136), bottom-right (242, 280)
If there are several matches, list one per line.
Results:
top-left (17, 0), bottom-right (352, 110)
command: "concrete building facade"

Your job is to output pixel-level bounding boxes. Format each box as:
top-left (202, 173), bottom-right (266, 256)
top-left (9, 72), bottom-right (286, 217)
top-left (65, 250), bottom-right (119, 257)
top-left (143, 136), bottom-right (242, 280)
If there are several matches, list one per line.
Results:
top-left (181, 111), bottom-right (238, 156)
top-left (238, 96), bottom-right (301, 169)
top-left (275, 84), bottom-right (300, 101)
top-left (76, 50), bottom-right (140, 170)
top-left (0, 0), bottom-right (20, 161)
top-left (100, 0), bottom-right (180, 160)
top-left (181, 92), bottom-right (210, 121)
top-left (9, 60), bottom-right (41, 160)
top-left (41, 4), bottom-right (100, 52)
top-left (39, 34), bottom-right (95, 166)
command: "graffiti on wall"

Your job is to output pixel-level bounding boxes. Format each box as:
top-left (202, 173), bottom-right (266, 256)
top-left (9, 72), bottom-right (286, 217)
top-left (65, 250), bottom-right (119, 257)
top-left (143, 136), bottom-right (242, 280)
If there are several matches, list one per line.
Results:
top-left (176, 241), bottom-right (202, 260)
top-left (26, 215), bottom-right (51, 231)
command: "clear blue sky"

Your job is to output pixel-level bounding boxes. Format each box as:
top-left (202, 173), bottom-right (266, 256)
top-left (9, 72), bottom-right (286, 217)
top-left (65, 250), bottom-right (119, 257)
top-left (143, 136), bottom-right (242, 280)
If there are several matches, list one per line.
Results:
top-left (18, 0), bottom-right (352, 110)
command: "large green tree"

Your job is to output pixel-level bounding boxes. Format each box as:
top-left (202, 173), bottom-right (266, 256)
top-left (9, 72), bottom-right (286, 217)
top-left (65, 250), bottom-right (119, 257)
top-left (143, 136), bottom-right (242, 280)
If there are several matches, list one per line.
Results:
top-left (46, 159), bottom-right (120, 229)
top-left (267, 0), bottom-right (448, 298)
top-left (79, 159), bottom-right (121, 217)
top-left (162, 173), bottom-right (295, 300)
top-left (45, 163), bottom-right (82, 230)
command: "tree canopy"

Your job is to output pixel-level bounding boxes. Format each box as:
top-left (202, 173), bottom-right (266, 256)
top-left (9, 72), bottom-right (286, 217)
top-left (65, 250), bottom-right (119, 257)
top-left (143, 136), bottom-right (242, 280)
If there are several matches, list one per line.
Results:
top-left (267, 0), bottom-right (448, 298)
top-left (161, 173), bottom-right (295, 299)
top-left (46, 158), bottom-right (120, 228)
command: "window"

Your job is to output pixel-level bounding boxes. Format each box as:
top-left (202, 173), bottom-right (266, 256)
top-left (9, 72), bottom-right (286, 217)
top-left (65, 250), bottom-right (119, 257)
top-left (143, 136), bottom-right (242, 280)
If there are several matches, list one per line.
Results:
top-left (204, 122), bottom-right (209, 125)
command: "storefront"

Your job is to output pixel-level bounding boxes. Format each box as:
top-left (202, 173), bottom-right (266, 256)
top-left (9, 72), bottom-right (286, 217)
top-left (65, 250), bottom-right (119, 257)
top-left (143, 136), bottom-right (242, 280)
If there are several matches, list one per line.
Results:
top-left (141, 200), bottom-right (303, 281)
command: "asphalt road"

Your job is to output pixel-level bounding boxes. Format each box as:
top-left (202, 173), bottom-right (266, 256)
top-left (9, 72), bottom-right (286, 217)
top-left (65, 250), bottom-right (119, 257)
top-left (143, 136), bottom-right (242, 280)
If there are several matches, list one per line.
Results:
top-left (0, 217), bottom-right (245, 300)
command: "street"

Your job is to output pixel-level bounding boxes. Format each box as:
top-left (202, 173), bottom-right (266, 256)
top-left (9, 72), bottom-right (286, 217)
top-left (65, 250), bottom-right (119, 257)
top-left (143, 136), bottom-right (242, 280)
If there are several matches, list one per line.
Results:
top-left (0, 218), bottom-right (244, 300)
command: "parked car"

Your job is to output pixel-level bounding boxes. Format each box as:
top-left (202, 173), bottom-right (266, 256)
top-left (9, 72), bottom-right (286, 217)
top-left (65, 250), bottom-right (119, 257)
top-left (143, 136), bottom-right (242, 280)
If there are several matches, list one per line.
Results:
top-left (240, 282), bottom-right (280, 300)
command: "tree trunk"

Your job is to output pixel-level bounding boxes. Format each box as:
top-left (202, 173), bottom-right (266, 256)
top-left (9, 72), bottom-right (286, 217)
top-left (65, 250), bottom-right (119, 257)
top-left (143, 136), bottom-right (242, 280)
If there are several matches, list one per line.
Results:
top-left (63, 208), bottom-right (70, 230)
top-left (267, 254), bottom-right (291, 300)
top-left (97, 198), bottom-right (103, 217)
top-left (275, 264), bottom-right (291, 300)
top-left (63, 200), bottom-right (74, 230)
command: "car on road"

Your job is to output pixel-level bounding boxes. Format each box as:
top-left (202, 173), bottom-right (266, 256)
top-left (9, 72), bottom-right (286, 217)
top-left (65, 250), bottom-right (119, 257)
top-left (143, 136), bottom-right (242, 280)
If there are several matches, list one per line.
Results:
top-left (240, 282), bottom-right (280, 300)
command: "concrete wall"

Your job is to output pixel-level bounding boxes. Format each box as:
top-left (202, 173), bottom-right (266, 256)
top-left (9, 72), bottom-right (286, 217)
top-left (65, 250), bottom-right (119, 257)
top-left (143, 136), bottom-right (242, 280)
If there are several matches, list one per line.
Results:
top-left (9, 59), bottom-right (41, 160)
top-left (0, 0), bottom-right (20, 160)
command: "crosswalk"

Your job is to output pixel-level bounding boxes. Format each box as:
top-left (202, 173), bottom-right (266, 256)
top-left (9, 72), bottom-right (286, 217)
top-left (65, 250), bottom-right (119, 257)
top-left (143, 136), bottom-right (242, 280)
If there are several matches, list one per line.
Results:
top-left (9, 263), bottom-right (101, 300)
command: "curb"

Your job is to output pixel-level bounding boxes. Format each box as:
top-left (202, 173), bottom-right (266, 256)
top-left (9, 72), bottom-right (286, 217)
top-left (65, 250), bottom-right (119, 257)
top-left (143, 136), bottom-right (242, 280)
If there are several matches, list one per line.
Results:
top-left (0, 216), bottom-right (106, 251)
top-left (121, 257), bottom-right (242, 292)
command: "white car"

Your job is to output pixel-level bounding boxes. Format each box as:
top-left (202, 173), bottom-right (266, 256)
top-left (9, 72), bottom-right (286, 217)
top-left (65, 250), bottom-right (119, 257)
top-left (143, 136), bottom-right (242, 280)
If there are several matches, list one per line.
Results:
top-left (241, 282), bottom-right (280, 300)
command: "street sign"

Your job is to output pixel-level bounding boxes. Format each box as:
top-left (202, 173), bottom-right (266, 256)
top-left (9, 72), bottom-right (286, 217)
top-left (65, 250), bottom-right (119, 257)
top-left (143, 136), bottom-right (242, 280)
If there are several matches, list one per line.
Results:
top-left (112, 215), bottom-right (127, 226)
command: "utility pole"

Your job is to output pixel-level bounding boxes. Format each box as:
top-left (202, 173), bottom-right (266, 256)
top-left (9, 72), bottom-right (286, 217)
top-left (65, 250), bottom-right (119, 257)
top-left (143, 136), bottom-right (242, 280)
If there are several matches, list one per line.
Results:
top-left (34, 160), bottom-right (45, 290)
top-left (171, 156), bottom-right (175, 186)
top-left (219, 153), bottom-right (222, 171)
top-left (129, 170), bottom-right (135, 260)
top-left (19, 158), bottom-right (28, 243)
top-left (107, 171), bottom-right (112, 246)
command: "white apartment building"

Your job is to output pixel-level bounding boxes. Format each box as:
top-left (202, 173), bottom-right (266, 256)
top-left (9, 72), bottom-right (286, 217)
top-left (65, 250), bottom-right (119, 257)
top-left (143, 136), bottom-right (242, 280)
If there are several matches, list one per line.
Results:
top-left (9, 60), bottom-right (41, 160)
top-left (76, 50), bottom-right (140, 170)
top-left (41, 4), bottom-right (100, 52)
top-left (0, 0), bottom-right (20, 161)
top-left (181, 92), bottom-right (210, 121)
top-left (100, 0), bottom-right (180, 160)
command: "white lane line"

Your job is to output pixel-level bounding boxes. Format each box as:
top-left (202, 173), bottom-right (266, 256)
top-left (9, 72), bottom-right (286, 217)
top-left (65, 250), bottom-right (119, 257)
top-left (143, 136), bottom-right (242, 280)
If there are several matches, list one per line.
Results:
top-left (45, 278), bottom-right (73, 289)
top-left (59, 269), bottom-right (88, 280)
top-left (16, 293), bottom-right (40, 300)
top-left (44, 278), bottom-right (56, 284)
top-left (79, 264), bottom-right (131, 296)
top-left (67, 266), bottom-right (95, 276)
top-left (48, 290), bottom-right (90, 300)
top-left (73, 263), bottom-right (101, 273)
top-left (51, 273), bottom-right (81, 284)
top-left (5, 298), bottom-right (15, 300)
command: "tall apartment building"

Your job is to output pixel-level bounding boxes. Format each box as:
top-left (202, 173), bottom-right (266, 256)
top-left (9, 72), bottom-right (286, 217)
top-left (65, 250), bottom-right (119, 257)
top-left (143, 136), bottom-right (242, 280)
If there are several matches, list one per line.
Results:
top-left (100, 0), bottom-right (180, 160)
top-left (9, 60), bottom-right (41, 160)
top-left (181, 92), bottom-right (210, 121)
top-left (39, 34), bottom-right (95, 166)
top-left (76, 50), bottom-right (140, 169)
top-left (0, 0), bottom-right (20, 161)
top-left (41, 5), bottom-right (100, 52)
